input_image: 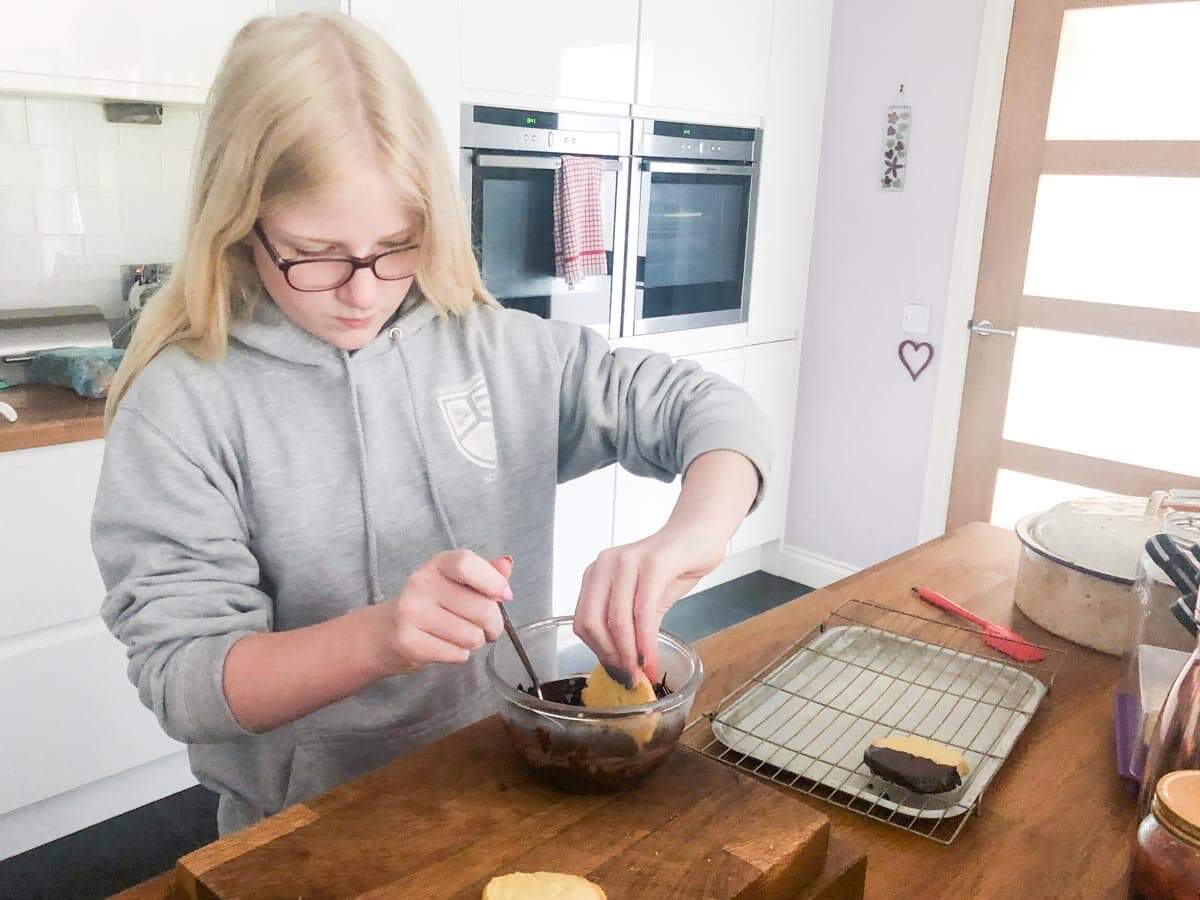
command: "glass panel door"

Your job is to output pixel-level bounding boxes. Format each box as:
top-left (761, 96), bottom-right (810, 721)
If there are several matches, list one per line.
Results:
top-left (947, 0), bottom-right (1200, 529)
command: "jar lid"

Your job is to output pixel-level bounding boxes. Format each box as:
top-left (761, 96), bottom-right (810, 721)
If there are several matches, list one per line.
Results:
top-left (1154, 771), bottom-right (1200, 848)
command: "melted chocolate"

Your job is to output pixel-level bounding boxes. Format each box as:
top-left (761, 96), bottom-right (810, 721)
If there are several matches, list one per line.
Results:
top-left (506, 673), bottom-right (678, 793)
top-left (862, 745), bottom-right (962, 794)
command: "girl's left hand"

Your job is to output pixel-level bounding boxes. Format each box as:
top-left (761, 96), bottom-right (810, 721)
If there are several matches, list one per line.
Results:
top-left (572, 523), bottom-right (726, 685)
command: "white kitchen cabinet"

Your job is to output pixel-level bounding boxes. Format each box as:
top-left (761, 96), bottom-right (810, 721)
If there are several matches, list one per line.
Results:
top-left (552, 464), bottom-right (616, 617)
top-left (612, 348), bottom-right (745, 547)
top-left (0, 440), bottom-right (184, 824)
top-left (460, 0), bottom-right (639, 105)
top-left (0, 620), bottom-right (184, 816)
top-left (0, 441), bottom-right (106, 639)
top-left (636, 0), bottom-right (774, 118)
top-left (0, 1), bottom-right (271, 104)
top-left (746, 0), bottom-right (833, 339)
top-left (731, 340), bottom-right (800, 553)
top-left (350, 0), bottom-right (463, 161)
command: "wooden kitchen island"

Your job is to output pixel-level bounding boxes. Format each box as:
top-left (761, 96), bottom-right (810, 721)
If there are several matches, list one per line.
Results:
top-left (118, 523), bottom-right (1134, 899)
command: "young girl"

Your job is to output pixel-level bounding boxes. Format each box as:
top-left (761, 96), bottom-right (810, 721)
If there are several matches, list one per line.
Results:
top-left (92, 12), bottom-right (771, 837)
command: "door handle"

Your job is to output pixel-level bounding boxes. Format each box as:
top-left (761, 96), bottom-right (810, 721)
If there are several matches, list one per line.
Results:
top-left (968, 318), bottom-right (1016, 338)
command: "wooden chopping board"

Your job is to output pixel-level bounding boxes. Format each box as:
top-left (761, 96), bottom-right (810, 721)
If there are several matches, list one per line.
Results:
top-left (177, 717), bottom-right (832, 899)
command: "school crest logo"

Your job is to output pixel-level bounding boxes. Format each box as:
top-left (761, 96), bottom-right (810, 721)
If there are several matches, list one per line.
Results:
top-left (435, 373), bottom-right (497, 470)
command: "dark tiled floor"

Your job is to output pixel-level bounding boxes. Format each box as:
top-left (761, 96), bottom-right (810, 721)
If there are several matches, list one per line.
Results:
top-left (0, 569), bottom-right (809, 899)
top-left (661, 569), bottom-right (811, 643)
top-left (0, 786), bottom-right (218, 900)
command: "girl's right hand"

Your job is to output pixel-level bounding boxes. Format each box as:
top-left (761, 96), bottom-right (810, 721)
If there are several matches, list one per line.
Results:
top-left (369, 550), bottom-right (512, 676)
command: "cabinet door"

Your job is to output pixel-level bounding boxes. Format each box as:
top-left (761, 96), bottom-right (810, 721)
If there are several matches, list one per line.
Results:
top-left (460, 0), bottom-right (639, 103)
top-left (552, 464), bottom-right (616, 617)
top-left (0, 441), bottom-right (106, 639)
top-left (612, 348), bottom-right (745, 546)
top-left (746, 0), bottom-right (833, 339)
top-left (0, 620), bottom-right (184, 815)
top-left (0, 1), bottom-right (270, 101)
top-left (636, 0), bottom-right (774, 117)
top-left (731, 341), bottom-right (799, 553)
top-left (351, 0), bottom-right (463, 160)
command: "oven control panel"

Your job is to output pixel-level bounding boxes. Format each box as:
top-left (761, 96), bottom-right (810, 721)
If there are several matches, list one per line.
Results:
top-left (635, 120), bottom-right (759, 163)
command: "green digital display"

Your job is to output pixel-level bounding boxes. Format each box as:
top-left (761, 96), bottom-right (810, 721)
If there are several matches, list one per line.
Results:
top-left (683, 127), bottom-right (692, 136)
top-left (525, 115), bottom-right (537, 125)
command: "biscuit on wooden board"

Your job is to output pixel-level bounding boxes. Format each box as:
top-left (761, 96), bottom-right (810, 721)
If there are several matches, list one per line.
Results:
top-left (482, 871), bottom-right (606, 899)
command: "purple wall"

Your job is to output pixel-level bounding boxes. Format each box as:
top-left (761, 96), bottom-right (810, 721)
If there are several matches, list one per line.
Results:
top-left (785, 0), bottom-right (989, 567)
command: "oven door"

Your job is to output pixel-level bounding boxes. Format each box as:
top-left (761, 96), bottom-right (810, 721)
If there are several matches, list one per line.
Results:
top-left (624, 160), bottom-right (758, 336)
top-left (461, 151), bottom-right (628, 337)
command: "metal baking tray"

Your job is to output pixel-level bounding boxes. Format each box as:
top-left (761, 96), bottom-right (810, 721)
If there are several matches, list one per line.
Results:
top-left (684, 599), bottom-right (1065, 844)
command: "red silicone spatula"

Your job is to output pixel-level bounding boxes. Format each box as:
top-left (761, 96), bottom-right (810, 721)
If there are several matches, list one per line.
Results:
top-left (912, 586), bottom-right (1046, 663)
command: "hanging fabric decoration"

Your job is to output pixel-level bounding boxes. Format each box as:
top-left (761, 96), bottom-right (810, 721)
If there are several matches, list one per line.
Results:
top-left (880, 84), bottom-right (912, 191)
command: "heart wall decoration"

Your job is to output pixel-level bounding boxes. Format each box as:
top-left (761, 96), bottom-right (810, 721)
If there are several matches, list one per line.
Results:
top-left (899, 340), bottom-right (934, 382)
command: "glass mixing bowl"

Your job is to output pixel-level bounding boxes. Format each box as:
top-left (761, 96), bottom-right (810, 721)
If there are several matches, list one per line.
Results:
top-left (486, 616), bottom-right (703, 793)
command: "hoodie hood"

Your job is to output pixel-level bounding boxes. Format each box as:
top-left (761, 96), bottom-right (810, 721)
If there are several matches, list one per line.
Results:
top-left (229, 282), bottom-right (441, 373)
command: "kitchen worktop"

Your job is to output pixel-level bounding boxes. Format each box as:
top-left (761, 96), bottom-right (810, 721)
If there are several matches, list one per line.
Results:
top-left (0, 384), bottom-right (105, 453)
top-left (117, 523), bottom-right (1133, 898)
top-left (691, 522), bottom-right (1132, 897)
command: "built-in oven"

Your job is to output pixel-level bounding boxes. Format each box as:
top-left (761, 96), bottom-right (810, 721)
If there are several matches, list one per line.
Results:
top-left (460, 104), bottom-right (631, 336)
top-left (624, 119), bottom-right (761, 335)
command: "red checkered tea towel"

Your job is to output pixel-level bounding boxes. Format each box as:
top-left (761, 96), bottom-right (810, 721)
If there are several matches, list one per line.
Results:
top-left (553, 155), bottom-right (608, 286)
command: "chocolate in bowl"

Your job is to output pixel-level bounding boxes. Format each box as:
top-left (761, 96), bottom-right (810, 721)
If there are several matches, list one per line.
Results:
top-left (486, 617), bottom-right (703, 794)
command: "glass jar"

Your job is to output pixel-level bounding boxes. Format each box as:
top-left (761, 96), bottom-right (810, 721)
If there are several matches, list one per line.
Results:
top-left (1118, 512), bottom-right (1200, 783)
top-left (1133, 514), bottom-right (1200, 652)
top-left (1138, 629), bottom-right (1200, 820)
top-left (1131, 770), bottom-right (1200, 899)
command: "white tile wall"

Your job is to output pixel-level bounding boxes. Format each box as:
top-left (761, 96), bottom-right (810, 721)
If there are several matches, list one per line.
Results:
top-left (0, 94), bottom-right (199, 319)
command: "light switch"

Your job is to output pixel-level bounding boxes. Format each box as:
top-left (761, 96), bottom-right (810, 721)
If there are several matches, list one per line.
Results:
top-left (902, 303), bottom-right (930, 335)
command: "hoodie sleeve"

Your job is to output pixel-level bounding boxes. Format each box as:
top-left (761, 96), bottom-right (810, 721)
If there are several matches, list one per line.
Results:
top-left (92, 404), bottom-right (270, 744)
top-left (548, 320), bottom-right (774, 512)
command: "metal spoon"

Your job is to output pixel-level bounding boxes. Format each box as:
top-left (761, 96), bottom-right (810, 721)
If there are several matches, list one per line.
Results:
top-left (499, 602), bottom-right (544, 700)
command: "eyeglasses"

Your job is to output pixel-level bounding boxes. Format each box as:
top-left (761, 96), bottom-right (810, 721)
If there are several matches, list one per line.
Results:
top-left (253, 221), bottom-right (420, 292)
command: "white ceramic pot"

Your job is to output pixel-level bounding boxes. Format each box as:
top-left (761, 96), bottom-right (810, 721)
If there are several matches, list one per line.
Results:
top-left (1014, 494), bottom-right (1168, 656)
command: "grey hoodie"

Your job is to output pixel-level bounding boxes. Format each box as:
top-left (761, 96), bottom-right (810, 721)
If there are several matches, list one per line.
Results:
top-left (91, 287), bottom-right (772, 836)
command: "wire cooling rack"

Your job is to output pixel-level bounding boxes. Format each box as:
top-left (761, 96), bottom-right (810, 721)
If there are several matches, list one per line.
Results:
top-left (682, 599), bottom-right (1066, 844)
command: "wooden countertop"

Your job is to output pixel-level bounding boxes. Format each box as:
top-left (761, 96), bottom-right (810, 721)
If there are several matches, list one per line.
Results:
top-left (0, 383), bottom-right (105, 453)
top-left (118, 523), bottom-right (1133, 898)
top-left (690, 522), bottom-right (1132, 898)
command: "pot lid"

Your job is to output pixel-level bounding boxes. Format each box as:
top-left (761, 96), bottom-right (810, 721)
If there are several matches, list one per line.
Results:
top-left (1021, 495), bottom-right (1163, 583)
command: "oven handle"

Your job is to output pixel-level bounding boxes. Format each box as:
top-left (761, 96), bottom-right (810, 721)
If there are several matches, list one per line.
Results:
top-left (473, 153), bottom-right (622, 172)
top-left (641, 159), bottom-right (754, 176)
top-left (636, 168), bottom-right (651, 258)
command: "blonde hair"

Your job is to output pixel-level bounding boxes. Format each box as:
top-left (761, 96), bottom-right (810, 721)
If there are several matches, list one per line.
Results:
top-left (105, 12), bottom-right (495, 425)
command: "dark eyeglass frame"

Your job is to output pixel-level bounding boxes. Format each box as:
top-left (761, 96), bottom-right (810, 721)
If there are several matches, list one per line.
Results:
top-left (253, 221), bottom-right (420, 292)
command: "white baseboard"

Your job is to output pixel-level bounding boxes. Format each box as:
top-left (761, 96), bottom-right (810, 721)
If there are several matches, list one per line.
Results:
top-left (0, 750), bottom-right (197, 861)
top-left (765, 541), bottom-right (859, 589)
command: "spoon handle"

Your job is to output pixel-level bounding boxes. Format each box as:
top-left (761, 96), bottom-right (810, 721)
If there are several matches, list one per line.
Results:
top-left (498, 602), bottom-right (543, 699)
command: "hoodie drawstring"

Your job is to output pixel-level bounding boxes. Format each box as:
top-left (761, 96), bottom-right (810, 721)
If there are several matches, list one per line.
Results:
top-left (391, 330), bottom-right (460, 550)
top-left (342, 351), bottom-right (384, 603)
